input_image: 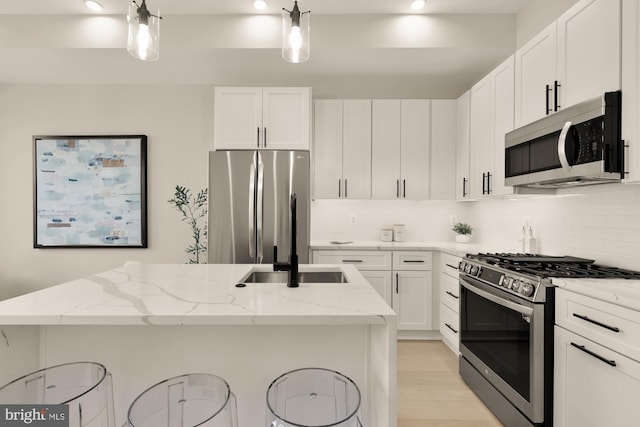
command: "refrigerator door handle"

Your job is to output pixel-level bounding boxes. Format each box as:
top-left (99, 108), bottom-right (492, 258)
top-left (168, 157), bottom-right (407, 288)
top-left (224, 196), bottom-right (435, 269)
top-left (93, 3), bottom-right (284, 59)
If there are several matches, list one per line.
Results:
top-left (256, 160), bottom-right (265, 263)
top-left (249, 162), bottom-right (256, 259)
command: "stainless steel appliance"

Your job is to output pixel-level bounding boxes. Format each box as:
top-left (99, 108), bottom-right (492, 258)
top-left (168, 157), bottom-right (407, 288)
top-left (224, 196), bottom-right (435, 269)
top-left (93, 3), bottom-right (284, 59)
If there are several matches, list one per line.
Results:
top-left (208, 150), bottom-right (310, 264)
top-left (458, 253), bottom-right (640, 427)
top-left (505, 91), bottom-right (623, 188)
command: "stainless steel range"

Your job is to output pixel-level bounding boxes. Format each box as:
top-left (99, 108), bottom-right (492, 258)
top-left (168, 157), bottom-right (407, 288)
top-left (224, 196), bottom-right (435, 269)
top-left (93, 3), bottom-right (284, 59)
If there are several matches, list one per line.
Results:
top-left (458, 253), bottom-right (640, 427)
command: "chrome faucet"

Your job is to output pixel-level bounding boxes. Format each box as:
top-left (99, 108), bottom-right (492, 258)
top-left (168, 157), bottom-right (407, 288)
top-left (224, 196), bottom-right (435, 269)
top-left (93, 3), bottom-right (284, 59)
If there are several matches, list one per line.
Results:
top-left (273, 193), bottom-right (299, 288)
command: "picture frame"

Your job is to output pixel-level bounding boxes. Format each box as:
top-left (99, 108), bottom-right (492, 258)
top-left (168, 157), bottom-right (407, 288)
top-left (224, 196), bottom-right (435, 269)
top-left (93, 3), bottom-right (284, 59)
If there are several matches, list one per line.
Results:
top-left (33, 135), bottom-right (148, 248)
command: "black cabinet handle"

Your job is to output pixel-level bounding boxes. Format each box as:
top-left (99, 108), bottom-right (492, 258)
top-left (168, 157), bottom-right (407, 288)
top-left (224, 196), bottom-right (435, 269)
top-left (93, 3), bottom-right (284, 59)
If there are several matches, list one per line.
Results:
top-left (554, 80), bottom-right (561, 112)
top-left (572, 313), bottom-right (620, 333)
top-left (445, 264), bottom-right (458, 269)
top-left (487, 172), bottom-right (491, 194)
top-left (445, 323), bottom-right (458, 334)
top-left (338, 179), bottom-right (341, 198)
top-left (546, 84), bottom-right (552, 115)
top-left (482, 173), bottom-right (486, 195)
top-left (395, 273), bottom-right (399, 293)
top-left (396, 179), bottom-right (400, 198)
top-left (446, 291), bottom-right (459, 299)
top-left (257, 127), bottom-right (260, 147)
top-left (403, 179), bottom-right (406, 198)
top-left (462, 177), bottom-right (467, 198)
top-left (403, 260), bottom-right (424, 263)
top-left (345, 179), bottom-right (348, 198)
top-left (570, 342), bottom-right (616, 367)
top-left (342, 259), bottom-right (363, 263)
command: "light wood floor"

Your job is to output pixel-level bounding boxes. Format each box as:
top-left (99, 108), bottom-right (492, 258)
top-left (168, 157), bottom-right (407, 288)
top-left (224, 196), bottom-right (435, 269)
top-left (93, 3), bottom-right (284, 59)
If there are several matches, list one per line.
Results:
top-left (398, 340), bottom-right (504, 427)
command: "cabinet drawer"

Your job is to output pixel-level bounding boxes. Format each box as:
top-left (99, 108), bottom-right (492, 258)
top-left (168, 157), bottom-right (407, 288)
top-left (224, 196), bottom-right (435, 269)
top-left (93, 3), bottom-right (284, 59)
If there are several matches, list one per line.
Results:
top-left (312, 250), bottom-right (392, 270)
top-left (440, 304), bottom-right (459, 352)
top-left (556, 289), bottom-right (640, 362)
top-left (440, 253), bottom-right (461, 279)
top-left (440, 273), bottom-right (460, 313)
top-left (393, 251), bottom-right (432, 270)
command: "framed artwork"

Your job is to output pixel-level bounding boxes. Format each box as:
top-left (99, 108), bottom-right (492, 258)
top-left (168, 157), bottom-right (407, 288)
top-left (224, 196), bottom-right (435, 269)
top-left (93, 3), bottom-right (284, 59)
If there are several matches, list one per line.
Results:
top-left (33, 135), bottom-right (148, 248)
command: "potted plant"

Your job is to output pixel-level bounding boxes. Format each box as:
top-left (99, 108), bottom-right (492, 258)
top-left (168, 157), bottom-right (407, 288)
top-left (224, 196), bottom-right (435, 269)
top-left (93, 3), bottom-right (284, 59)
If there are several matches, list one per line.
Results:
top-left (452, 222), bottom-right (473, 243)
top-left (168, 185), bottom-right (208, 263)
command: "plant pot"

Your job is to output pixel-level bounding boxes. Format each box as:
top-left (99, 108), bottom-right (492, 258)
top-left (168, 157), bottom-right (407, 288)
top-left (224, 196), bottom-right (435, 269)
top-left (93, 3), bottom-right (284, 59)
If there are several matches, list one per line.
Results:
top-left (455, 234), bottom-right (471, 243)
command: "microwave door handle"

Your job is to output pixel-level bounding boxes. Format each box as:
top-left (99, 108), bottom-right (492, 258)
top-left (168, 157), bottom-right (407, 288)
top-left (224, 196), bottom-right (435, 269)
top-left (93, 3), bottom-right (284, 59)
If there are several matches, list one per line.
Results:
top-left (558, 121), bottom-right (573, 171)
top-left (461, 277), bottom-right (533, 316)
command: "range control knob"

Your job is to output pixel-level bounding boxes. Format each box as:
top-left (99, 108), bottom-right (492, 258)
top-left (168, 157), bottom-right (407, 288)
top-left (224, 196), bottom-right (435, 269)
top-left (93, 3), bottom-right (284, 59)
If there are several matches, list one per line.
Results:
top-left (503, 277), bottom-right (512, 288)
top-left (470, 265), bottom-right (480, 276)
top-left (465, 264), bottom-right (473, 274)
top-left (520, 282), bottom-right (535, 297)
top-left (511, 280), bottom-right (521, 291)
top-left (458, 261), bottom-right (465, 271)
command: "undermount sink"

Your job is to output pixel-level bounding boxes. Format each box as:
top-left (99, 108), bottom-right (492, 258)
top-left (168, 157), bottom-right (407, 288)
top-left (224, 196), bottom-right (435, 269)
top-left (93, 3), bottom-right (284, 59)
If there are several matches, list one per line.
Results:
top-left (239, 270), bottom-right (349, 284)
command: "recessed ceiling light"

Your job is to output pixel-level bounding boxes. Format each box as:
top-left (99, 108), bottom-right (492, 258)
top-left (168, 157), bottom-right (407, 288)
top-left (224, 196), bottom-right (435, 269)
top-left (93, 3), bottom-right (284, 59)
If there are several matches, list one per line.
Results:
top-left (253, 0), bottom-right (267, 10)
top-left (410, 0), bottom-right (425, 10)
top-left (83, 0), bottom-right (103, 12)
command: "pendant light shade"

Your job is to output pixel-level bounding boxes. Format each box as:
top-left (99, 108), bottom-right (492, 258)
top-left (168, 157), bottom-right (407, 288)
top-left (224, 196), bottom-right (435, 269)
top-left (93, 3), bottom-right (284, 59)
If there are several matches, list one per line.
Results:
top-left (127, 0), bottom-right (161, 61)
top-left (282, 1), bottom-right (310, 63)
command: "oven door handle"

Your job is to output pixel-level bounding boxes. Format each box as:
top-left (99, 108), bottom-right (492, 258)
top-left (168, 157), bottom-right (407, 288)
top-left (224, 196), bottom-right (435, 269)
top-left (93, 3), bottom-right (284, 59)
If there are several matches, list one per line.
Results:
top-left (460, 276), bottom-right (534, 316)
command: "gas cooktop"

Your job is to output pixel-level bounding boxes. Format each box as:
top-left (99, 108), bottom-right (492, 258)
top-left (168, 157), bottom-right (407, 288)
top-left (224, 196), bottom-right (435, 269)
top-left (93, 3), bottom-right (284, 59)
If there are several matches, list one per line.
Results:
top-left (466, 253), bottom-right (640, 280)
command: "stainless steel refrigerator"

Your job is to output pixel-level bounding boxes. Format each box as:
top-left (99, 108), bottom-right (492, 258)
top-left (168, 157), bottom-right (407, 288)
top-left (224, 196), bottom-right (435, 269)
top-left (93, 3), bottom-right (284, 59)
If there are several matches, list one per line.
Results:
top-left (208, 150), bottom-right (310, 264)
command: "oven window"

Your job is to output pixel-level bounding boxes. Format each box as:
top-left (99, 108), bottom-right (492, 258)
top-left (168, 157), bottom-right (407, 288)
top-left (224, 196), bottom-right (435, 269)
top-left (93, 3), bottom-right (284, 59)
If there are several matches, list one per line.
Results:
top-left (461, 285), bottom-right (531, 400)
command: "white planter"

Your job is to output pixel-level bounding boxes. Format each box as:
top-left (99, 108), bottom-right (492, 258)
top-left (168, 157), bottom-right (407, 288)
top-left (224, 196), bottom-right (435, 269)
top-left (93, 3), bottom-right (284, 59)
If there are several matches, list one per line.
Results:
top-left (455, 234), bottom-right (471, 243)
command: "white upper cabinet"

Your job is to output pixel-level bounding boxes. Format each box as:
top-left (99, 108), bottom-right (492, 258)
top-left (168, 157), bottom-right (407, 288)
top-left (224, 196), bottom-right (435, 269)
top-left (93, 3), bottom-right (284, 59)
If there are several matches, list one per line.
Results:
top-left (372, 100), bottom-right (431, 200)
top-left (430, 100), bottom-right (457, 200)
top-left (469, 55), bottom-right (515, 198)
top-left (515, 0), bottom-right (621, 128)
top-left (621, 0), bottom-right (640, 182)
top-left (313, 100), bottom-right (371, 199)
top-left (214, 87), bottom-right (311, 150)
top-left (456, 90), bottom-right (471, 200)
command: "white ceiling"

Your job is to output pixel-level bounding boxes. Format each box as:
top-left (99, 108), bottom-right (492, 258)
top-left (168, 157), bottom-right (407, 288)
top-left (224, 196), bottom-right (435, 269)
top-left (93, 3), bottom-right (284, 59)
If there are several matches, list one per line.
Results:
top-left (0, 0), bottom-right (529, 97)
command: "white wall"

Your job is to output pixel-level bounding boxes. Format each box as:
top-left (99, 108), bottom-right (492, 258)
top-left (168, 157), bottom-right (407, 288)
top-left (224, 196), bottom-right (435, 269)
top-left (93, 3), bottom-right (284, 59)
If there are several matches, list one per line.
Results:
top-left (0, 84), bottom-right (213, 299)
top-left (469, 184), bottom-right (640, 271)
top-left (311, 199), bottom-right (470, 242)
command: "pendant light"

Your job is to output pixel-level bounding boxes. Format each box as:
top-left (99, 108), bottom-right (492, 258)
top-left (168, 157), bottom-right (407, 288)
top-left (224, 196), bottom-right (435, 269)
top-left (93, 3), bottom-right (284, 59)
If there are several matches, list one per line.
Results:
top-left (282, 1), bottom-right (310, 63)
top-left (127, 0), bottom-right (162, 61)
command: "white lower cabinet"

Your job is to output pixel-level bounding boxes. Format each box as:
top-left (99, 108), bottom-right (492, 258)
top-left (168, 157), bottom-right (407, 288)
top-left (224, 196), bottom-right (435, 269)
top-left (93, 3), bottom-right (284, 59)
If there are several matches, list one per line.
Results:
top-left (392, 270), bottom-right (433, 331)
top-left (360, 270), bottom-right (393, 308)
top-left (554, 288), bottom-right (640, 426)
top-left (439, 253), bottom-right (461, 354)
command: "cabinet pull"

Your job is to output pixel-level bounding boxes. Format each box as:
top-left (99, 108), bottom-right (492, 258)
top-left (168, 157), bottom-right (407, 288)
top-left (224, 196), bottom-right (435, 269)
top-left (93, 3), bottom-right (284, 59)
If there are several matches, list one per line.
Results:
top-left (338, 179), bottom-right (342, 198)
top-left (403, 179), bottom-right (406, 198)
top-left (545, 84), bottom-right (552, 115)
top-left (462, 177), bottom-right (467, 198)
top-left (570, 342), bottom-right (616, 367)
top-left (395, 273), bottom-right (399, 293)
top-left (341, 259), bottom-right (363, 263)
top-left (445, 323), bottom-right (458, 334)
top-left (554, 80), bottom-right (561, 112)
top-left (345, 179), bottom-right (348, 198)
top-left (257, 127), bottom-right (260, 148)
top-left (397, 179), bottom-right (400, 198)
top-left (446, 291), bottom-right (459, 299)
top-left (572, 313), bottom-right (620, 333)
top-left (445, 263), bottom-right (458, 269)
top-left (403, 260), bottom-right (424, 263)
top-left (487, 172), bottom-right (491, 194)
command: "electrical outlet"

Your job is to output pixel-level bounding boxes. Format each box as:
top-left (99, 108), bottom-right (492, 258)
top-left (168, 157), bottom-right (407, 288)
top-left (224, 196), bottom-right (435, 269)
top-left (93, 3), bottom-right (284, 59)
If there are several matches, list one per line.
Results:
top-left (350, 214), bottom-right (357, 224)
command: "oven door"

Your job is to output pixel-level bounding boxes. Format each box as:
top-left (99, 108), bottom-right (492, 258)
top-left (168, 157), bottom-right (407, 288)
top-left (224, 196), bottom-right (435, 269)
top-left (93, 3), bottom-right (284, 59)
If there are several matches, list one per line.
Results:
top-left (460, 274), bottom-right (546, 423)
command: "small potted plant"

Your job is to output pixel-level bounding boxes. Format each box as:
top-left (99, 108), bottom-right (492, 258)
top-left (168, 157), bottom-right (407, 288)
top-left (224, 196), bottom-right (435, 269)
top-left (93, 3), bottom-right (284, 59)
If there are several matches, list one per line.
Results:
top-left (452, 222), bottom-right (473, 243)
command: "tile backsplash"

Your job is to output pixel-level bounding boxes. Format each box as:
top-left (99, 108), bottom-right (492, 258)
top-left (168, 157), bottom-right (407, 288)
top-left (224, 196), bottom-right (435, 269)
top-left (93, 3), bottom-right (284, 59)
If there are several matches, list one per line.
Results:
top-left (312, 183), bottom-right (640, 271)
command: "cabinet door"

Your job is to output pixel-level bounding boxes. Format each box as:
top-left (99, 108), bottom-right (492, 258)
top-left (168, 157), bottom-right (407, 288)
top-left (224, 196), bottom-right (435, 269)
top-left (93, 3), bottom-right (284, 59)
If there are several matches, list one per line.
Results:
top-left (392, 271), bottom-right (433, 331)
top-left (456, 90), bottom-right (471, 200)
top-left (557, 0), bottom-right (621, 110)
top-left (262, 87), bottom-right (311, 150)
top-left (342, 100), bottom-right (372, 199)
top-left (514, 22), bottom-right (557, 128)
top-left (361, 270), bottom-right (392, 307)
top-left (554, 326), bottom-right (640, 427)
top-left (400, 100), bottom-right (431, 200)
top-left (313, 100), bottom-right (343, 199)
top-left (490, 55), bottom-right (515, 197)
top-left (469, 74), bottom-right (493, 198)
top-left (371, 100), bottom-right (401, 199)
top-left (430, 100), bottom-right (456, 200)
top-left (213, 87), bottom-right (262, 150)
top-left (623, 0), bottom-right (640, 182)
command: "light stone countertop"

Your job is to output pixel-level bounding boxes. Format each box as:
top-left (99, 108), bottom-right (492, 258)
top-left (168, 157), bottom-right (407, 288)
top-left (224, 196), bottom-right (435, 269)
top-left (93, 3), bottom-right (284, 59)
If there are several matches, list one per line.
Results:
top-left (552, 277), bottom-right (640, 312)
top-left (0, 263), bottom-right (396, 326)
top-left (310, 240), bottom-right (499, 258)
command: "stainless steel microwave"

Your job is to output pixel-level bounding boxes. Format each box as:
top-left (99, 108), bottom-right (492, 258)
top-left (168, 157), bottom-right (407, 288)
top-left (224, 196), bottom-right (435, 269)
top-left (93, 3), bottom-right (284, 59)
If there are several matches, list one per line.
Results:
top-left (505, 91), bottom-right (623, 188)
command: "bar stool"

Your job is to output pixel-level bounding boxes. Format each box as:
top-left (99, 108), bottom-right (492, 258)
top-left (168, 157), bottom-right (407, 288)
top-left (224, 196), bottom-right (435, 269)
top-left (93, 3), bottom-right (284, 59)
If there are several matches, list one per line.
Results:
top-left (266, 367), bottom-right (363, 427)
top-left (0, 361), bottom-right (115, 427)
top-left (125, 373), bottom-right (237, 427)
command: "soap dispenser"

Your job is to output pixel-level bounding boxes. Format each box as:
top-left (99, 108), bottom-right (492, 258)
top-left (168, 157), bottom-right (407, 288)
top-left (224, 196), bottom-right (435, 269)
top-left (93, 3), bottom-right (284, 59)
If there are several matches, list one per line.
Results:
top-left (524, 226), bottom-right (537, 254)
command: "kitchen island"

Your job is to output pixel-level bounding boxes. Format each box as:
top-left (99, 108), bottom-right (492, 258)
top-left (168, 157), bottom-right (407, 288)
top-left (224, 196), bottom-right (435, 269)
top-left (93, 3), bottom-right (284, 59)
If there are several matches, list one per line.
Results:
top-left (0, 263), bottom-right (397, 427)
